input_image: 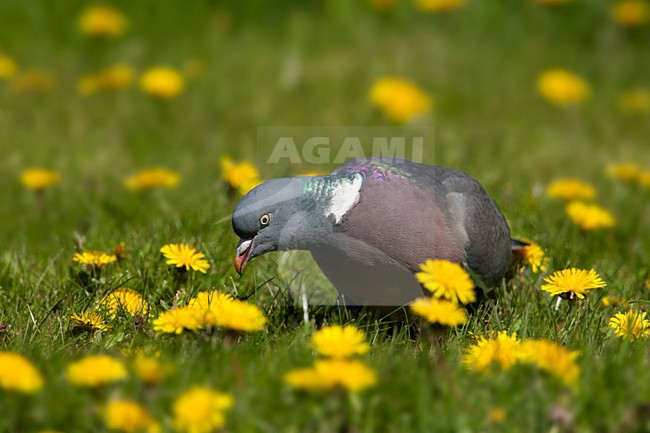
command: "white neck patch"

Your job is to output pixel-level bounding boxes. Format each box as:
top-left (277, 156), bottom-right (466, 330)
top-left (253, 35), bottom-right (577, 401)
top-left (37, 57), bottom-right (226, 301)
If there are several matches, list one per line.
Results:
top-left (325, 174), bottom-right (363, 224)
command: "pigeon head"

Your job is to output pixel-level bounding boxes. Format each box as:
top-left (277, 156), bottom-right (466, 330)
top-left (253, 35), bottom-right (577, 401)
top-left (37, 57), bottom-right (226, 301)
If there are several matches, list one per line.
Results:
top-left (231, 176), bottom-right (336, 274)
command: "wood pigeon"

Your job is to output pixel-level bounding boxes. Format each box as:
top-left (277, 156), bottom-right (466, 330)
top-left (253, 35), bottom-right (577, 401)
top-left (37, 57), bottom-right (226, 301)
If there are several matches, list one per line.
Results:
top-left (232, 158), bottom-right (514, 307)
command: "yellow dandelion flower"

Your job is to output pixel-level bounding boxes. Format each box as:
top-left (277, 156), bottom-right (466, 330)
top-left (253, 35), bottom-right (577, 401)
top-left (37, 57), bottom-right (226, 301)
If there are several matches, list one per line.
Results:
top-left (284, 367), bottom-right (336, 391)
top-left (313, 359), bottom-right (377, 392)
top-left (546, 178), bottom-right (596, 201)
top-left (0, 55), bottom-right (17, 79)
top-left (519, 339), bottom-right (580, 387)
top-left (20, 168), bottom-right (60, 191)
top-left (606, 162), bottom-right (640, 182)
top-left (66, 354), bottom-right (127, 387)
top-left (123, 167), bottom-right (181, 191)
top-left (220, 156), bottom-right (262, 195)
top-left (188, 290), bottom-right (234, 327)
top-left (131, 352), bottom-right (170, 385)
top-left (100, 64), bottom-right (133, 89)
top-left (78, 5), bottom-right (127, 37)
top-left (601, 296), bottom-right (626, 308)
top-left (105, 400), bottom-right (160, 433)
top-left (638, 170), bottom-right (650, 188)
top-left (152, 306), bottom-right (203, 334)
top-left (212, 299), bottom-right (267, 332)
top-left (310, 325), bottom-right (370, 359)
top-left (618, 88), bottom-right (650, 114)
top-left (140, 67), bottom-right (184, 100)
top-left (415, 0), bottom-right (466, 12)
top-left (160, 243), bottom-right (210, 273)
top-left (415, 259), bottom-right (475, 304)
top-left (537, 69), bottom-right (590, 106)
top-left (611, 0), bottom-right (649, 27)
top-left (463, 331), bottom-right (521, 372)
top-left (370, 77), bottom-right (432, 124)
top-left (285, 359), bottom-right (377, 393)
top-left (189, 291), bottom-right (233, 310)
top-left (78, 64), bottom-right (134, 95)
top-left (0, 352), bottom-right (44, 393)
top-left (541, 268), bottom-right (606, 300)
top-left (566, 201), bottom-right (616, 230)
top-left (73, 250), bottom-right (118, 268)
top-left (609, 310), bottom-right (650, 341)
top-left (488, 407), bottom-right (506, 423)
top-left (512, 239), bottom-right (548, 273)
top-left (173, 386), bottom-right (233, 433)
top-left (409, 297), bottom-right (468, 327)
top-left (99, 288), bottom-right (148, 317)
top-left (70, 311), bottom-right (110, 331)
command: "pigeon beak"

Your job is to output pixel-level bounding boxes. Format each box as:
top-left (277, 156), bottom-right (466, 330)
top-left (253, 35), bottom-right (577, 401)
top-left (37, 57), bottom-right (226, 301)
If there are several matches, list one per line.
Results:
top-left (234, 238), bottom-right (255, 275)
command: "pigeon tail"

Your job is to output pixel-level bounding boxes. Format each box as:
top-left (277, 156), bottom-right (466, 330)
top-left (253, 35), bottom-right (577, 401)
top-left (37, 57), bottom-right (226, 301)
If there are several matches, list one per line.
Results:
top-left (510, 238), bottom-right (529, 251)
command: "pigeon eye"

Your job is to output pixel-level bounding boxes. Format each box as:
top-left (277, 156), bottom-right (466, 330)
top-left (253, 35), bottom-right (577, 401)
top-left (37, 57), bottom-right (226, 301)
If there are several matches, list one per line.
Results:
top-left (259, 213), bottom-right (271, 228)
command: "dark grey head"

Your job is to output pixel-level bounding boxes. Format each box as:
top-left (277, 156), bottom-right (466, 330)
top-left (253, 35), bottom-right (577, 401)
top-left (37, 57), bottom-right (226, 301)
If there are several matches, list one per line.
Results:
top-left (231, 176), bottom-right (335, 274)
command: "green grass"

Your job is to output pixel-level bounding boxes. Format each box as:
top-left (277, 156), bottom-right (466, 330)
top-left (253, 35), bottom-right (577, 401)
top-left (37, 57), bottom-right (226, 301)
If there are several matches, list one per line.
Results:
top-left (1, 1), bottom-right (650, 432)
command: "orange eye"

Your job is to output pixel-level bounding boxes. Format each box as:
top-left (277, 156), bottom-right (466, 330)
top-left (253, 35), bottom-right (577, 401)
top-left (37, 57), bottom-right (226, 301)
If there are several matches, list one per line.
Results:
top-left (259, 213), bottom-right (271, 227)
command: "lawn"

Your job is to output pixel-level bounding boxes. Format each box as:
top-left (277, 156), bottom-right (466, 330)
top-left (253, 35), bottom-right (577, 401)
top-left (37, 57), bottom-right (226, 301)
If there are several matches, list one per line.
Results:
top-left (1, 1), bottom-right (649, 432)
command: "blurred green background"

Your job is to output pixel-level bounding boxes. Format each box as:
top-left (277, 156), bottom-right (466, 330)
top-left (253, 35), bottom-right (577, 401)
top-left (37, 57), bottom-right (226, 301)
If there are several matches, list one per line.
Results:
top-left (2, 1), bottom-right (648, 198)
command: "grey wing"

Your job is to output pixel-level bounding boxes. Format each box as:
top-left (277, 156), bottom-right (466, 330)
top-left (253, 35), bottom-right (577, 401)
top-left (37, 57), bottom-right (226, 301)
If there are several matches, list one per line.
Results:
top-left (335, 168), bottom-right (468, 274)
top-left (335, 159), bottom-right (512, 288)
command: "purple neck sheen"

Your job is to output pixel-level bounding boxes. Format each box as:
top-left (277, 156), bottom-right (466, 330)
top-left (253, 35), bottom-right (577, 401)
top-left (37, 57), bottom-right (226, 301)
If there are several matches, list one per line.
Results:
top-left (343, 162), bottom-right (412, 183)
